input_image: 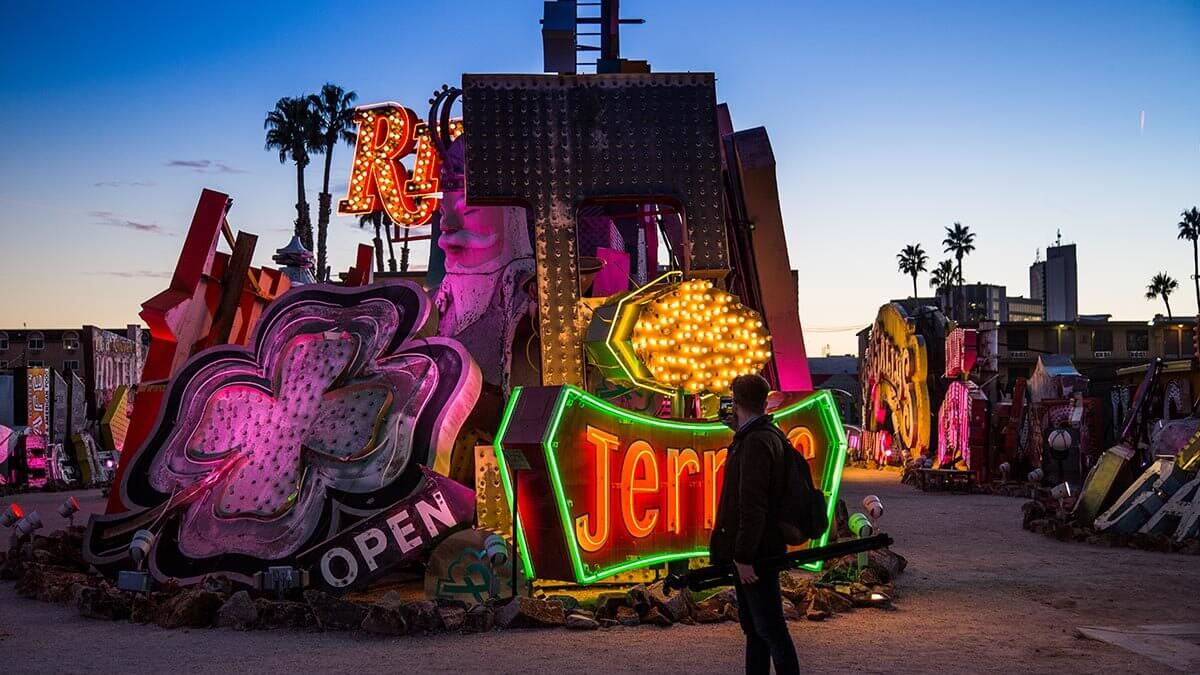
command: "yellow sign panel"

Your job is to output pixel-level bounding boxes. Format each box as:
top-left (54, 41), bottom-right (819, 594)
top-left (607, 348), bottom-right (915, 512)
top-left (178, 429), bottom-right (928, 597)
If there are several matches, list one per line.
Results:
top-left (862, 303), bottom-right (931, 456)
top-left (100, 384), bottom-right (131, 452)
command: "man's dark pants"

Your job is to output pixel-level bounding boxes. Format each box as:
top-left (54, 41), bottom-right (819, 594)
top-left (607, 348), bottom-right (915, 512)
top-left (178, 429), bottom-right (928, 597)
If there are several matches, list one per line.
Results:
top-left (734, 572), bottom-right (800, 675)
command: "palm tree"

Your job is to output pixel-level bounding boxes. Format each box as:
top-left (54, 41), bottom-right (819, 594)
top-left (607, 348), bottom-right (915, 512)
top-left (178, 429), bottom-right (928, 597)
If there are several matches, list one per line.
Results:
top-left (265, 96), bottom-right (320, 252)
top-left (930, 259), bottom-right (959, 294)
top-left (309, 84), bottom-right (359, 281)
top-left (1177, 207), bottom-right (1200, 313)
top-left (1146, 272), bottom-right (1179, 319)
top-left (896, 244), bottom-right (928, 298)
top-left (942, 222), bottom-right (976, 320)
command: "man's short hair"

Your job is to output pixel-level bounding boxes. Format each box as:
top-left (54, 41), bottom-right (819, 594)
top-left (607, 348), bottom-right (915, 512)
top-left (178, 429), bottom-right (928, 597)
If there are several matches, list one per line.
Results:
top-left (731, 373), bottom-right (770, 413)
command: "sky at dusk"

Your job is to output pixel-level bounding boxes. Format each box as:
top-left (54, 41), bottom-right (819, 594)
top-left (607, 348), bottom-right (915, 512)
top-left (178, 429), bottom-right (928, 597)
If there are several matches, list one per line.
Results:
top-left (1, 0), bottom-right (1197, 355)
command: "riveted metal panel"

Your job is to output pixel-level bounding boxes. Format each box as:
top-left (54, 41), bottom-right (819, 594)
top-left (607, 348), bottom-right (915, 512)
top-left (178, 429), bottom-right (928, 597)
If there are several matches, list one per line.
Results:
top-left (462, 73), bottom-right (729, 386)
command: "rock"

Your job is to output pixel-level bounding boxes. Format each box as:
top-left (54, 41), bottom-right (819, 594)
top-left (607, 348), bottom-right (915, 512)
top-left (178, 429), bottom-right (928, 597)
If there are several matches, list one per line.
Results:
top-left (782, 599), bottom-right (800, 621)
top-left (496, 596), bottom-right (566, 629)
top-left (804, 603), bottom-right (830, 621)
top-left (692, 606), bottom-right (724, 624)
top-left (722, 603), bottom-right (739, 623)
top-left (378, 590), bottom-right (404, 608)
top-left (462, 604), bottom-right (495, 633)
top-left (615, 605), bottom-right (640, 627)
top-left (641, 606), bottom-right (673, 627)
top-left (806, 587), bottom-right (852, 614)
top-left (130, 593), bottom-right (165, 624)
top-left (779, 571), bottom-right (813, 602)
top-left (159, 589), bottom-right (223, 629)
top-left (705, 587), bottom-right (738, 608)
top-left (866, 548), bottom-right (907, 581)
top-left (1053, 524), bottom-right (1073, 541)
top-left (303, 590), bottom-right (367, 631)
top-left (438, 605), bottom-right (466, 632)
top-left (216, 591), bottom-right (258, 630)
top-left (594, 591), bottom-right (630, 620)
top-left (200, 574), bottom-right (234, 598)
top-left (1022, 500), bottom-right (1046, 528)
top-left (14, 564), bottom-right (44, 598)
top-left (401, 600), bottom-right (441, 633)
top-left (835, 498), bottom-right (851, 538)
top-left (646, 580), bottom-right (692, 623)
top-left (627, 585), bottom-right (652, 616)
top-left (254, 599), bottom-right (313, 629)
top-left (76, 584), bottom-right (132, 621)
top-left (597, 618), bottom-right (619, 628)
top-left (566, 612), bottom-right (600, 630)
top-left (546, 594), bottom-right (580, 613)
top-left (362, 604), bottom-right (408, 636)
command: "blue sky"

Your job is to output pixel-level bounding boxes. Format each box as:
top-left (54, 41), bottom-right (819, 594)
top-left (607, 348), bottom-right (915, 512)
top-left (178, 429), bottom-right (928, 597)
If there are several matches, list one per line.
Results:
top-left (1, 1), bottom-right (1197, 354)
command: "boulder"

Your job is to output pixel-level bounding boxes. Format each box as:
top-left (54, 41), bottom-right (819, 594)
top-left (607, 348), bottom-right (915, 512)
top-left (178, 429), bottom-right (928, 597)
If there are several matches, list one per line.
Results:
top-left (804, 603), bottom-right (829, 621)
top-left (641, 606), bottom-right (673, 627)
top-left (496, 596), bottom-right (566, 629)
top-left (216, 591), bottom-right (258, 630)
top-left (401, 600), bottom-right (441, 633)
top-left (615, 605), bottom-right (640, 627)
top-left (722, 603), bottom-right (739, 623)
top-left (254, 599), bottom-right (313, 629)
top-left (646, 580), bottom-right (692, 623)
top-left (779, 571), bottom-right (813, 603)
top-left (200, 574), bottom-right (234, 598)
top-left (627, 585), bottom-right (652, 616)
top-left (130, 593), bottom-right (165, 625)
top-left (76, 584), bottom-right (132, 621)
top-left (462, 605), bottom-right (495, 634)
top-left (303, 590), bottom-right (367, 631)
top-left (158, 589), bottom-right (223, 629)
top-left (594, 591), bottom-right (630, 621)
top-left (805, 587), bottom-right (853, 615)
top-left (692, 606), bottom-right (724, 624)
top-left (782, 599), bottom-right (800, 621)
top-left (546, 594), bottom-right (580, 613)
top-left (565, 612), bottom-right (600, 630)
top-left (362, 604), bottom-right (408, 636)
top-left (438, 605), bottom-right (466, 632)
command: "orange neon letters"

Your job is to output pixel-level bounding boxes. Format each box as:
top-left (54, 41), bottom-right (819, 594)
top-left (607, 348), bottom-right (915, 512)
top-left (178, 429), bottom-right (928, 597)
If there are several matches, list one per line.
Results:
top-left (666, 448), bottom-right (700, 534)
top-left (703, 448), bottom-right (727, 529)
top-left (620, 441), bottom-right (660, 538)
top-left (575, 426), bottom-right (617, 552)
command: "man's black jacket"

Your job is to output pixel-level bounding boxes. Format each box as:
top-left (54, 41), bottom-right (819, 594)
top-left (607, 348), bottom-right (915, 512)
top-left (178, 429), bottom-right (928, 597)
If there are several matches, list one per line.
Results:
top-left (709, 414), bottom-right (789, 566)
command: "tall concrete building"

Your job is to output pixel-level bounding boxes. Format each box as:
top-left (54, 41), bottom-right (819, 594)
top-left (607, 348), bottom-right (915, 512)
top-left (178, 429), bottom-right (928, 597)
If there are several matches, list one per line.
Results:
top-left (1029, 242), bottom-right (1077, 321)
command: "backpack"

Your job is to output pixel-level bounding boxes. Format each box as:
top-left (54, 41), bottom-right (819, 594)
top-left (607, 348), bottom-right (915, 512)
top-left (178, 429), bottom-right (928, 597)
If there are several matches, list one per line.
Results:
top-left (768, 427), bottom-right (829, 545)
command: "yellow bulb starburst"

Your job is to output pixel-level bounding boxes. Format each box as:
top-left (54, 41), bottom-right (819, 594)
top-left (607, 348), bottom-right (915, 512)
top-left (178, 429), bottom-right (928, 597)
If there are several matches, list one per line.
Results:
top-left (631, 280), bottom-right (771, 395)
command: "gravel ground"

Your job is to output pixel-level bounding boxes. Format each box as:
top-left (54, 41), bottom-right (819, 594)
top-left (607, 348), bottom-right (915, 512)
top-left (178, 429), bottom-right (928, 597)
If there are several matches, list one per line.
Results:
top-left (2, 468), bottom-right (1196, 673)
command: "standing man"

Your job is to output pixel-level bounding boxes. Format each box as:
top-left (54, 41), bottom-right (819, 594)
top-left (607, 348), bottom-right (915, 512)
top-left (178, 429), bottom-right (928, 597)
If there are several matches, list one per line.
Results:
top-left (710, 374), bottom-right (800, 675)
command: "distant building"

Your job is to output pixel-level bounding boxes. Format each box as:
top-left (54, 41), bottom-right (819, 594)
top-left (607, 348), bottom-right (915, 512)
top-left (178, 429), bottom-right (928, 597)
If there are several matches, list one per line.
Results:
top-left (935, 283), bottom-right (1007, 322)
top-left (996, 315), bottom-right (1191, 394)
top-left (1006, 296), bottom-right (1043, 322)
top-left (808, 356), bottom-right (860, 423)
top-left (0, 325), bottom-right (146, 418)
top-left (1030, 243), bottom-right (1078, 321)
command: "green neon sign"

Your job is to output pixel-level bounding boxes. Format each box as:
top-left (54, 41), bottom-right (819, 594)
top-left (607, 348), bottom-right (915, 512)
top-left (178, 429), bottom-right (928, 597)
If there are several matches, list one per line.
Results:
top-left (494, 385), bottom-right (847, 584)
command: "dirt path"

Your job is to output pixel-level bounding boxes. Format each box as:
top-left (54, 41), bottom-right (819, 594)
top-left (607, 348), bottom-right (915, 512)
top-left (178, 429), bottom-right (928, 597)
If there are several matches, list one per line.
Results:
top-left (2, 468), bottom-right (1194, 673)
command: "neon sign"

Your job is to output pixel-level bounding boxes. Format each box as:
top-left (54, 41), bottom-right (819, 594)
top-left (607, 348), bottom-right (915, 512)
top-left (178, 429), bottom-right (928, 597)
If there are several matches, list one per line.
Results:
top-left (337, 103), bottom-right (463, 226)
top-left (495, 386), bottom-right (846, 584)
top-left (862, 303), bottom-right (931, 456)
top-left (586, 273), bottom-right (772, 396)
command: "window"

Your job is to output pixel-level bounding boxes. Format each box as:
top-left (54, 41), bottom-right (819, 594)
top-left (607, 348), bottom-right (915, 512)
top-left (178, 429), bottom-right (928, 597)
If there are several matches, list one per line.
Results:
top-left (64, 359), bottom-right (80, 372)
top-left (28, 332), bottom-right (44, 351)
top-left (1126, 330), bottom-right (1149, 353)
top-left (64, 331), bottom-right (80, 351)
top-left (27, 360), bottom-right (45, 368)
top-left (0, 332), bottom-right (8, 351)
top-left (1092, 329), bottom-right (1113, 352)
top-left (0, 360), bottom-right (7, 368)
top-left (1007, 329), bottom-right (1029, 350)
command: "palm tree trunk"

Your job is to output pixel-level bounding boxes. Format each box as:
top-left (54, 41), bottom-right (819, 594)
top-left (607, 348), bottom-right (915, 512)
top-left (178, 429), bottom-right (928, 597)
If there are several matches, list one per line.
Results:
top-left (1165, 296), bottom-right (1173, 320)
top-left (911, 274), bottom-right (918, 299)
top-left (956, 258), bottom-right (964, 322)
top-left (1192, 239), bottom-right (1199, 314)
top-left (295, 162), bottom-right (312, 251)
top-left (316, 144), bottom-right (335, 282)
top-left (372, 219), bottom-right (385, 273)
